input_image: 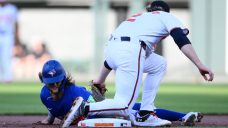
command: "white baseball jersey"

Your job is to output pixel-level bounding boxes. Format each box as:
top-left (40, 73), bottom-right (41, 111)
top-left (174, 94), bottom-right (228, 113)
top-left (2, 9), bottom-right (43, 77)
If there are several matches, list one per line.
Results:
top-left (113, 11), bottom-right (187, 52)
top-left (88, 11), bottom-right (188, 117)
top-left (0, 3), bottom-right (18, 82)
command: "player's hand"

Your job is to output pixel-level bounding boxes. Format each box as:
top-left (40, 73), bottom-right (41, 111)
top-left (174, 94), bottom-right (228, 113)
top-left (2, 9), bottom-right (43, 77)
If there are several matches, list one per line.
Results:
top-left (198, 66), bottom-right (214, 81)
top-left (90, 80), bottom-right (107, 102)
top-left (33, 120), bottom-right (49, 125)
top-left (33, 118), bottom-right (53, 125)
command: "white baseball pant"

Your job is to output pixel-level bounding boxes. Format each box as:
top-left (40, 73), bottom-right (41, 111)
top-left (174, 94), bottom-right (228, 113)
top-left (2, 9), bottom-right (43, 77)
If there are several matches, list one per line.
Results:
top-left (141, 52), bottom-right (167, 111)
top-left (88, 37), bottom-right (146, 117)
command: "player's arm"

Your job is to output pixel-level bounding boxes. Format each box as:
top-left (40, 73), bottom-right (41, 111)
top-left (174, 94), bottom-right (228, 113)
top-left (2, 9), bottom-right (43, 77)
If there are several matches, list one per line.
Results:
top-left (93, 60), bottom-right (112, 85)
top-left (39, 93), bottom-right (55, 124)
top-left (170, 28), bottom-right (191, 49)
top-left (42, 111), bottom-right (55, 124)
top-left (170, 28), bottom-right (214, 81)
top-left (35, 111), bottom-right (55, 125)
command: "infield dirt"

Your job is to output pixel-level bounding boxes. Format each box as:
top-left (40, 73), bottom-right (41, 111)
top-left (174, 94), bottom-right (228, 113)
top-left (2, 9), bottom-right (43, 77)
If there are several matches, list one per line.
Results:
top-left (0, 115), bottom-right (228, 127)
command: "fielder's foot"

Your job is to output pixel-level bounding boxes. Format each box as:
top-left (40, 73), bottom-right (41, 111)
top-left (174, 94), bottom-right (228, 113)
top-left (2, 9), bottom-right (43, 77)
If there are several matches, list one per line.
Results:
top-left (130, 112), bottom-right (171, 127)
top-left (62, 97), bottom-right (86, 128)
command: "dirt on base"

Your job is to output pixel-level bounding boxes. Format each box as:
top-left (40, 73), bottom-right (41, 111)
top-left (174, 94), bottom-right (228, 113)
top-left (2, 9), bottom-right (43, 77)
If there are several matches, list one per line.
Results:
top-left (0, 115), bottom-right (228, 128)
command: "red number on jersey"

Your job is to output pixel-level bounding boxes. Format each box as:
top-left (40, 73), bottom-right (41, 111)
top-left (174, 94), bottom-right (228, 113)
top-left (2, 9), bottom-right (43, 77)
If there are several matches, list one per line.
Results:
top-left (126, 13), bottom-right (142, 22)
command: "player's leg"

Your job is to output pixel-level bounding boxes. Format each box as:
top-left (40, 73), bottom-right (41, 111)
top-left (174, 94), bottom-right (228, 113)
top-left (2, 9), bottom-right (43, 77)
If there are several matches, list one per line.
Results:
top-left (0, 42), bottom-right (3, 82)
top-left (132, 103), bottom-right (184, 121)
top-left (140, 53), bottom-right (167, 111)
top-left (129, 53), bottom-right (171, 126)
top-left (88, 41), bottom-right (145, 117)
top-left (62, 40), bottom-right (146, 128)
top-left (155, 108), bottom-right (185, 121)
top-left (154, 109), bottom-right (203, 125)
top-left (130, 53), bottom-right (171, 126)
top-left (132, 103), bottom-right (203, 126)
top-left (1, 38), bottom-right (13, 82)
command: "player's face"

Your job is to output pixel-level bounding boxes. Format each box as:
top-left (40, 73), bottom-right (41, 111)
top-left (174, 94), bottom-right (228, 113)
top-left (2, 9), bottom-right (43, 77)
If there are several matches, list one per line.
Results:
top-left (47, 81), bottom-right (62, 94)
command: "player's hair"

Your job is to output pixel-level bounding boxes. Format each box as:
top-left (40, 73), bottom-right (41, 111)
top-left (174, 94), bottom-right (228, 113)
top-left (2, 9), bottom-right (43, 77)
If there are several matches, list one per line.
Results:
top-left (64, 72), bottom-right (75, 86)
top-left (39, 59), bottom-right (77, 89)
top-left (147, 0), bottom-right (170, 13)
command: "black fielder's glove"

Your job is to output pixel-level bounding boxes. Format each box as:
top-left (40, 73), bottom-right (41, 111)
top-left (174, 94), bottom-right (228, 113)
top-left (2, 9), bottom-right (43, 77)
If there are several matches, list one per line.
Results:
top-left (89, 80), bottom-right (107, 102)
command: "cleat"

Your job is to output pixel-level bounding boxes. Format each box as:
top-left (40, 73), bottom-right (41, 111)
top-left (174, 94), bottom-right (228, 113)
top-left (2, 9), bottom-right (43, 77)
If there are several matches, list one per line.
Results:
top-left (62, 97), bottom-right (86, 128)
top-left (130, 112), bottom-right (171, 127)
top-left (181, 112), bottom-right (198, 126)
top-left (196, 112), bottom-right (203, 122)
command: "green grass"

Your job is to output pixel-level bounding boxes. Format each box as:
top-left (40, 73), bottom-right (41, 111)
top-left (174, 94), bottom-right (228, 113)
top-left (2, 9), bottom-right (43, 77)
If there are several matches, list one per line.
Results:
top-left (0, 82), bottom-right (228, 114)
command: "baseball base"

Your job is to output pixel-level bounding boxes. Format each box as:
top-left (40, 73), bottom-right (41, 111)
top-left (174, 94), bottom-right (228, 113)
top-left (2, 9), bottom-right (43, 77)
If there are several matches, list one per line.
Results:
top-left (77, 118), bottom-right (131, 127)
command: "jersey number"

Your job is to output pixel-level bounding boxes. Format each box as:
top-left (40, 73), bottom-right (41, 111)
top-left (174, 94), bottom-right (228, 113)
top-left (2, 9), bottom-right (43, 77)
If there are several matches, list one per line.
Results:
top-left (126, 13), bottom-right (142, 22)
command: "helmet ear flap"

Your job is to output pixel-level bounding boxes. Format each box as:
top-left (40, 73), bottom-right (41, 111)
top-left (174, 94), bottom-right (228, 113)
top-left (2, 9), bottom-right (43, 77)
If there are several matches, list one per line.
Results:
top-left (38, 72), bottom-right (43, 83)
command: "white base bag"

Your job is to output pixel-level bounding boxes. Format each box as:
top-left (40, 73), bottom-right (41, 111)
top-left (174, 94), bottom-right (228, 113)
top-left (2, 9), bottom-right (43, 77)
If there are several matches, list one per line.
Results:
top-left (78, 118), bottom-right (131, 127)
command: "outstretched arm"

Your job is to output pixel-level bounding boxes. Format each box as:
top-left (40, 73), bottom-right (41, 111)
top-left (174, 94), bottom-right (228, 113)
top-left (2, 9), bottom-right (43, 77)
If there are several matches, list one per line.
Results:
top-left (180, 44), bottom-right (214, 81)
top-left (93, 61), bottom-right (112, 84)
top-left (89, 61), bottom-right (111, 102)
top-left (170, 28), bottom-right (214, 81)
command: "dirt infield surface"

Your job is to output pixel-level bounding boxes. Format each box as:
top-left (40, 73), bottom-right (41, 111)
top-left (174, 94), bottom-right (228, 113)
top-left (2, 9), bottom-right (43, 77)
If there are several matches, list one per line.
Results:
top-left (0, 115), bottom-right (228, 127)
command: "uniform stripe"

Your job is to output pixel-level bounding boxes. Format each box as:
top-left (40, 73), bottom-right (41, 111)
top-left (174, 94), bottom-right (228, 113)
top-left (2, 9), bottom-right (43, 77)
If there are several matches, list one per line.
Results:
top-left (90, 107), bottom-right (128, 113)
top-left (128, 46), bottom-right (143, 106)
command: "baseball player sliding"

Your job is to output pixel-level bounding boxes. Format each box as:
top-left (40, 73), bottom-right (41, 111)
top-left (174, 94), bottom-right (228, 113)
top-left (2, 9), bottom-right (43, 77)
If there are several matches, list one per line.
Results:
top-left (61, 0), bottom-right (214, 127)
top-left (37, 59), bottom-right (203, 127)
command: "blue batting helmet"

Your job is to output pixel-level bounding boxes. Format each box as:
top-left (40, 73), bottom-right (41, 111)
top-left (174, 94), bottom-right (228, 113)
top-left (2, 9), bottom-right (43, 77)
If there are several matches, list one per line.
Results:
top-left (41, 60), bottom-right (66, 84)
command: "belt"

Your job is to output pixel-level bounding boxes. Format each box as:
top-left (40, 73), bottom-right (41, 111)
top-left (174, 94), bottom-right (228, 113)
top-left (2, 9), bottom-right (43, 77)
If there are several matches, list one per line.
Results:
top-left (109, 35), bottom-right (131, 42)
top-left (110, 35), bottom-right (146, 50)
top-left (121, 36), bottom-right (146, 50)
top-left (120, 36), bottom-right (130, 41)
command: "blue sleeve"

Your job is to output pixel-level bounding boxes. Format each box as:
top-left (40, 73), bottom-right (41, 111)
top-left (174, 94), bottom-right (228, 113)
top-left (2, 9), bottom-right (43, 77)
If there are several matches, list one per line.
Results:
top-left (70, 85), bottom-right (92, 101)
top-left (40, 87), bottom-right (46, 105)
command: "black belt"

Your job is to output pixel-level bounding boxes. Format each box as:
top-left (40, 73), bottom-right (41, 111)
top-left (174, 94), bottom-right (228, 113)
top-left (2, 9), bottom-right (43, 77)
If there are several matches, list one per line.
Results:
top-left (120, 36), bottom-right (146, 50)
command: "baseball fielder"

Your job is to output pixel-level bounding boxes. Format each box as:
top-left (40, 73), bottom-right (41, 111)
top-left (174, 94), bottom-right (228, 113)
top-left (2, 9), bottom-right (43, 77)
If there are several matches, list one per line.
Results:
top-left (38, 59), bottom-right (203, 127)
top-left (0, 0), bottom-right (18, 82)
top-left (66, 0), bottom-right (214, 127)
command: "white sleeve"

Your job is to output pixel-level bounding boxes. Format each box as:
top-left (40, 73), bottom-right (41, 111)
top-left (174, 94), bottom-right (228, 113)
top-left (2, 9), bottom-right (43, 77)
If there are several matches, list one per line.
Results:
top-left (161, 13), bottom-right (186, 33)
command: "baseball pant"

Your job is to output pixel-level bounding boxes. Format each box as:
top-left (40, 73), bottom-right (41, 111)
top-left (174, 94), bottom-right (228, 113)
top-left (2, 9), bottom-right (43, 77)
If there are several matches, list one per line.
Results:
top-left (141, 53), bottom-right (167, 111)
top-left (88, 37), bottom-right (146, 117)
top-left (0, 35), bottom-right (14, 82)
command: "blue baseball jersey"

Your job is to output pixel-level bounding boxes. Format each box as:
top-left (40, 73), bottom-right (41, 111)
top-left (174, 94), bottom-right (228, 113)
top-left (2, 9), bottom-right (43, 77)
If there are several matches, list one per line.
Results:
top-left (40, 84), bottom-right (91, 119)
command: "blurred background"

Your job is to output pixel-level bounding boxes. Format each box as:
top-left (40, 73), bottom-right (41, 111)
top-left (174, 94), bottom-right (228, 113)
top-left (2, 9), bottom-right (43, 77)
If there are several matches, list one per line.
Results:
top-left (0, 0), bottom-right (228, 117)
top-left (1, 0), bottom-right (228, 83)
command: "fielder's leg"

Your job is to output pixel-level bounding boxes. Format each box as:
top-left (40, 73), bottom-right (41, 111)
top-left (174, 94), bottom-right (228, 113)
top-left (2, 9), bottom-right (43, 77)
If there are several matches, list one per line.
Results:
top-left (141, 53), bottom-right (167, 112)
top-left (131, 53), bottom-right (171, 127)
